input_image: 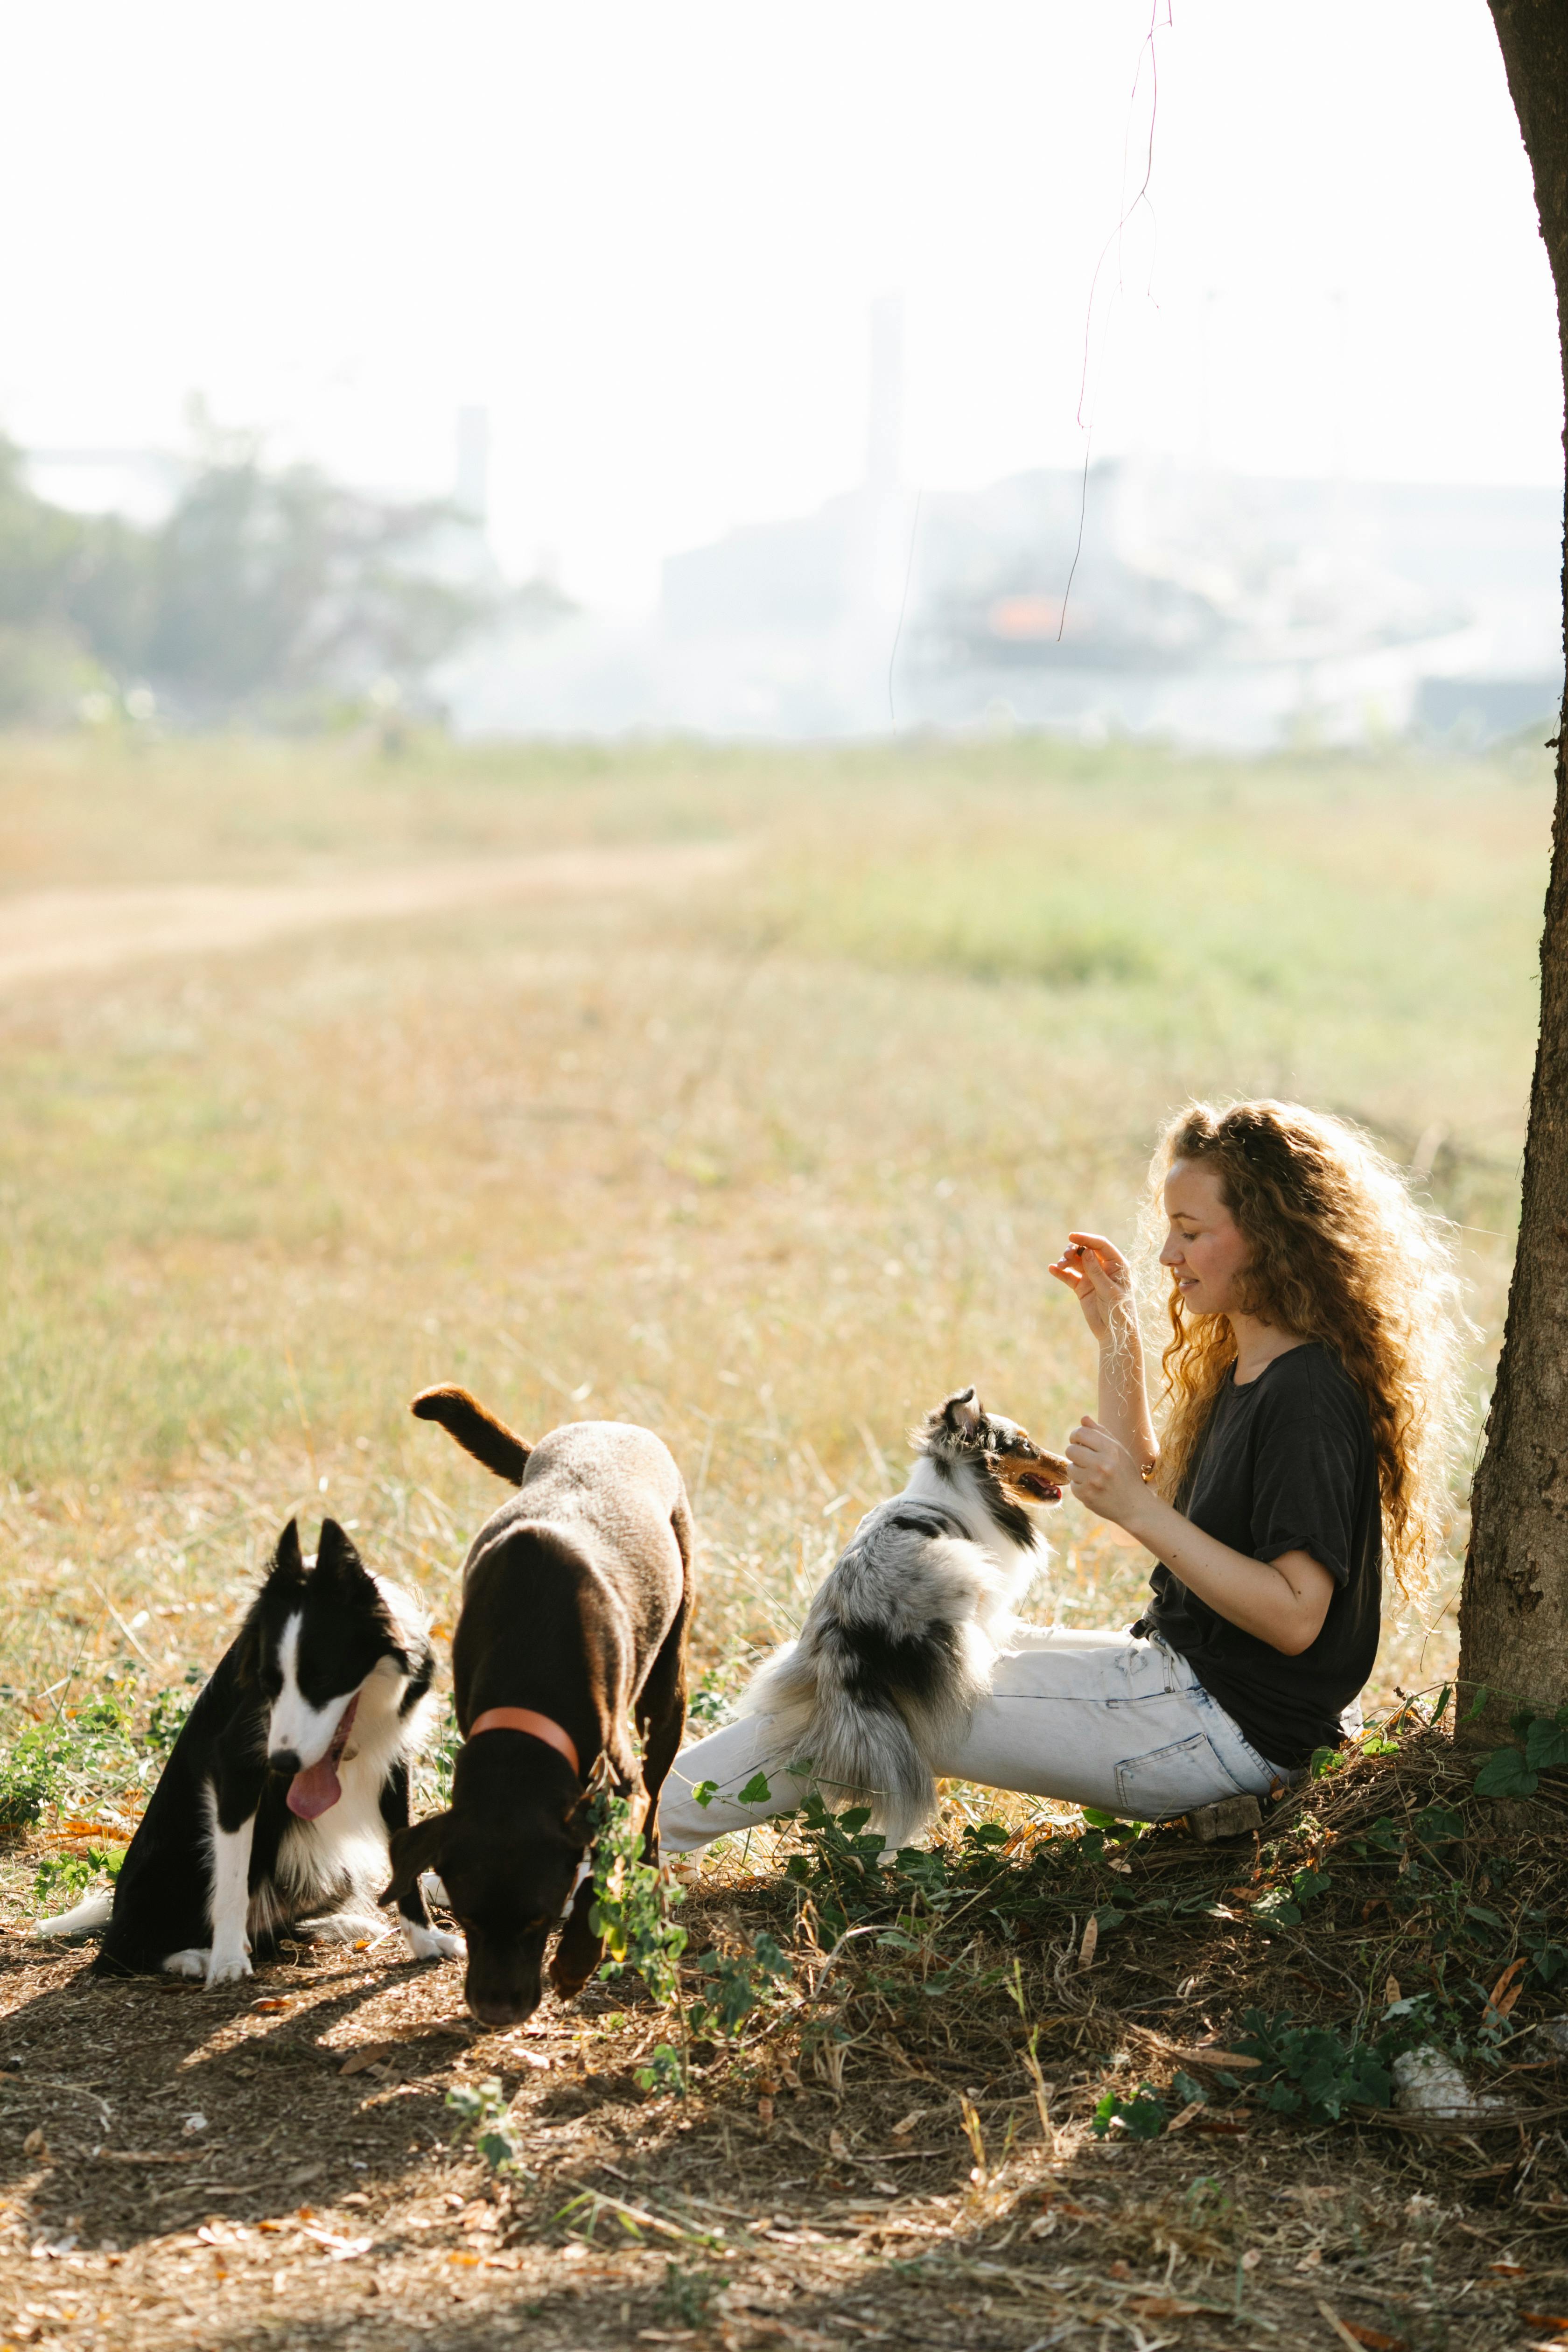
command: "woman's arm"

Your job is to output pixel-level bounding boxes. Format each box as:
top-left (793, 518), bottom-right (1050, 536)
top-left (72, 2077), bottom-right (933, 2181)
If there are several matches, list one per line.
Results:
top-left (1048, 1233), bottom-right (1159, 1473)
top-left (1065, 1416), bottom-right (1335, 1656)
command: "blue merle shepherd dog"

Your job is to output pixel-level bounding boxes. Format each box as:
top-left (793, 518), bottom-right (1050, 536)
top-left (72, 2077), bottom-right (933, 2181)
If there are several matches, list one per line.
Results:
top-left (742, 1387), bottom-right (1070, 1849)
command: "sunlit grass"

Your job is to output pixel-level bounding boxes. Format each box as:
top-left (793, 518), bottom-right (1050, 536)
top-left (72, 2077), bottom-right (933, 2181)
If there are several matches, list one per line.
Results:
top-left (0, 731), bottom-right (1550, 1811)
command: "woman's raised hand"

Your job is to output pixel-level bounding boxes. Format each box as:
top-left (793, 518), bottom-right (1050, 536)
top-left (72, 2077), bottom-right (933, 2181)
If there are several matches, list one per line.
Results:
top-left (1047, 1231), bottom-right (1134, 1346)
top-left (1064, 1414), bottom-right (1148, 1530)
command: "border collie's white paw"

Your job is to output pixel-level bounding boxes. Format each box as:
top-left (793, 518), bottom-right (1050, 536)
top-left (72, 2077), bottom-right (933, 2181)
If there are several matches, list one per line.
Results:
top-left (402, 1920), bottom-right (463, 1963)
top-left (205, 1942), bottom-right (253, 1986)
top-left (162, 1948), bottom-right (210, 1978)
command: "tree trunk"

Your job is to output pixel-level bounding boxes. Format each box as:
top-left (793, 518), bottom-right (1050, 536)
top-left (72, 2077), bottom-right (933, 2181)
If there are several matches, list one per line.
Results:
top-left (1457, 1), bottom-right (1568, 1722)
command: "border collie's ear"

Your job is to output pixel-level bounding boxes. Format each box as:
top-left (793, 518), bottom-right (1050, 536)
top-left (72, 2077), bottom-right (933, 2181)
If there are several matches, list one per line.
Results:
top-left (942, 1386), bottom-right (983, 1440)
top-left (270, 1519), bottom-right (308, 1588)
top-left (314, 1518), bottom-right (374, 1587)
top-left (379, 1813), bottom-right (450, 1908)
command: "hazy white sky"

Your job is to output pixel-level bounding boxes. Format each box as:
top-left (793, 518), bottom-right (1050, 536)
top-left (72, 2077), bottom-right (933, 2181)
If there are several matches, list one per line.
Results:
top-left (1, 1), bottom-right (1561, 608)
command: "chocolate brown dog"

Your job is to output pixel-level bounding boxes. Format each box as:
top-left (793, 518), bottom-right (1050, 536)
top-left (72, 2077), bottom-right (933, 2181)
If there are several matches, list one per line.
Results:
top-left (381, 1386), bottom-right (692, 2026)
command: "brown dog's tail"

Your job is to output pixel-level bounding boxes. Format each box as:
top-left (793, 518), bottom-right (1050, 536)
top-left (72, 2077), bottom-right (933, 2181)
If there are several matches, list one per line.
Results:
top-left (410, 1385), bottom-right (531, 1484)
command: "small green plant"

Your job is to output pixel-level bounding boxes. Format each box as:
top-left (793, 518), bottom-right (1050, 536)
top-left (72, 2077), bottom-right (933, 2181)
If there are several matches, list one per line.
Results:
top-left (1092, 2085), bottom-right (1169, 2139)
top-left (634, 2044), bottom-right (687, 2096)
top-left (445, 2077), bottom-right (520, 2171)
top-left (1251, 1864), bottom-right (1332, 1927)
top-left (1232, 2004), bottom-right (1438, 2122)
top-left (656, 2259), bottom-right (728, 2328)
top-left (0, 1726), bottom-right (66, 1828)
top-left (34, 1843), bottom-right (124, 1910)
top-left (147, 1687), bottom-right (197, 1751)
top-left (587, 1786), bottom-right (687, 2004)
top-left (428, 1695), bottom-right (462, 1809)
top-left (689, 1931), bottom-right (792, 2039)
top-left (686, 1665), bottom-right (738, 1731)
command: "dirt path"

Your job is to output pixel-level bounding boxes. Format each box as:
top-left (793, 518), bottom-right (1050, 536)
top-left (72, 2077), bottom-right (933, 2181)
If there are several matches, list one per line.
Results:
top-left (0, 840), bottom-right (742, 993)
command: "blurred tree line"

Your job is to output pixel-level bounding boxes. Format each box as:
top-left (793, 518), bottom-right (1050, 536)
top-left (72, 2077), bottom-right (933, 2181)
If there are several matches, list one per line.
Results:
top-left (0, 429), bottom-right (528, 728)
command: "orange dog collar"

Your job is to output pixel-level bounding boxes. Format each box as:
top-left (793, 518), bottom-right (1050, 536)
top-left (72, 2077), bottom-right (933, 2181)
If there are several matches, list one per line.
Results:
top-left (466, 1707), bottom-right (581, 1777)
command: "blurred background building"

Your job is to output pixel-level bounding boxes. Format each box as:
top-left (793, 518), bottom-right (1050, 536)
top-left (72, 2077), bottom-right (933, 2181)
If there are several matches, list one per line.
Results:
top-left (439, 303), bottom-right (1564, 751)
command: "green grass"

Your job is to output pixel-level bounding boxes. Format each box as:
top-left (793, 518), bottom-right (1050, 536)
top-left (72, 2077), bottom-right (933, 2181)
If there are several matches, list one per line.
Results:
top-left (0, 730), bottom-right (1552, 1784)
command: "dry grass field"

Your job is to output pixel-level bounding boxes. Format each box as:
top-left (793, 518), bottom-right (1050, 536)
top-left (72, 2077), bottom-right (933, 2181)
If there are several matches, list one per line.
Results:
top-left (0, 727), bottom-right (1560, 2352)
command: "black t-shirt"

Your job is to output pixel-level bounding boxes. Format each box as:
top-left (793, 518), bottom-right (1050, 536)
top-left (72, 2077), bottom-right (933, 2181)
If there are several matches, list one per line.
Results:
top-left (1143, 1342), bottom-right (1381, 1770)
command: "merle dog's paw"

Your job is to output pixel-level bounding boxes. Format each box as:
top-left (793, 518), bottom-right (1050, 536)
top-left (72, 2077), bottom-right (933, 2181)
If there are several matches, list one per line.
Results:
top-left (402, 1921), bottom-right (463, 1964)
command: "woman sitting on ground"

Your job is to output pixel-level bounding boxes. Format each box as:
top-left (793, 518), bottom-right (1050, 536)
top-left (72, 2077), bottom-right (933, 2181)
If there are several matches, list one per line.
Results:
top-left (657, 1099), bottom-right (1465, 1850)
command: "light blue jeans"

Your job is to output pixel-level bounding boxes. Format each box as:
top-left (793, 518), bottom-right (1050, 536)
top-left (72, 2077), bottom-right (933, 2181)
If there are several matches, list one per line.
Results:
top-left (657, 1624), bottom-right (1290, 1853)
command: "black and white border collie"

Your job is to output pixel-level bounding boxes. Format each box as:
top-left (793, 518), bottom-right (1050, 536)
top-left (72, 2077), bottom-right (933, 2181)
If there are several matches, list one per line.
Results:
top-left (742, 1387), bottom-right (1071, 1850)
top-left (35, 1519), bottom-right (460, 1983)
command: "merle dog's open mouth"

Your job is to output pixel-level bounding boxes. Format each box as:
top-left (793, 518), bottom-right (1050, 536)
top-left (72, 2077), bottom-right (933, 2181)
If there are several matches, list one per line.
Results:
top-left (287, 1693), bottom-right (360, 1820)
top-left (1012, 1470), bottom-right (1064, 1502)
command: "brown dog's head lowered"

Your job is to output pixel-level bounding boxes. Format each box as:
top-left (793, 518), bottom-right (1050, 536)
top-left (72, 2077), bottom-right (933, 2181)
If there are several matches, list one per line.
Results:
top-left (917, 1386), bottom-right (1072, 1504)
top-left (380, 1735), bottom-right (593, 2029)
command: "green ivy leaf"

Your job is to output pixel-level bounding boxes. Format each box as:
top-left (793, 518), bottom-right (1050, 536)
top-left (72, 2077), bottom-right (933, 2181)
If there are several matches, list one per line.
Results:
top-left (1412, 1806), bottom-right (1465, 1847)
top-left (1092, 2088), bottom-right (1168, 2140)
top-left (1473, 1745), bottom-right (1539, 1799)
top-left (692, 1779), bottom-right (719, 1809)
top-left (1465, 1685), bottom-right (1491, 1722)
top-left (1524, 1716), bottom-right (1568, 1771)
top-left (735, 1771), bottom-right (774, 1806)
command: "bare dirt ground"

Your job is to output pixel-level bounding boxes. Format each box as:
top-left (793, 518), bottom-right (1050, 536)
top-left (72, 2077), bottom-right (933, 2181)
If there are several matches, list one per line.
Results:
top-left (0, 1736), bottom-right (1565, 2352)
top-left (0, 842), bottom-right (743, 992)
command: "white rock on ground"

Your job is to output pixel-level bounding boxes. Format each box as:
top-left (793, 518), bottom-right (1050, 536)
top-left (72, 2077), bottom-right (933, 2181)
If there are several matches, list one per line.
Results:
top-left (1390, 2044), bottom-right (1512, 2120)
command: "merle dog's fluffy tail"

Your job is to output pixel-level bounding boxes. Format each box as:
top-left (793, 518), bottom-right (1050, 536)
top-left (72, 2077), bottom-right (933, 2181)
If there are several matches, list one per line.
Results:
top-left (410, 1385), bottom-right (531, 1484)
top-left (745, 1625), bottom-right (974, 1854)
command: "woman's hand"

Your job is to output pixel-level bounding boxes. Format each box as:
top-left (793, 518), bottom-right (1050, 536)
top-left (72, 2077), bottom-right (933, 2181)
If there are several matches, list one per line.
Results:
top-left (1064, 1415), bottom-right (1150, 1531)
top-left (1048, 1231), bottom-right (1136, 1348)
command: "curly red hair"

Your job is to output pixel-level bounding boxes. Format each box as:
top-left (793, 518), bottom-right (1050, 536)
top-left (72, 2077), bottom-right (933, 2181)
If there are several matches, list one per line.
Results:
top-left (1144, 1100), bottom-right (1465, 1595)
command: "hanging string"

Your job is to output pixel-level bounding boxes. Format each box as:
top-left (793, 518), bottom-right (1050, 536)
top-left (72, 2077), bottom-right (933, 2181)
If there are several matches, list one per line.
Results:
top-left (1059, 0), bottom-right (1174, 641)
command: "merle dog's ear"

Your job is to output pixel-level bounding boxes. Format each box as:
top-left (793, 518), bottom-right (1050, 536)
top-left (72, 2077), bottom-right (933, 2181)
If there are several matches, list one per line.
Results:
top-left (942, 1386), bottom-right (983, 1440)
top-left (270, 1519), bottom-right (308, 1588)
top-left (314, 1518), bottom-right (374, 1587)
top-left (379, 1813), bottom-right (451, 1908)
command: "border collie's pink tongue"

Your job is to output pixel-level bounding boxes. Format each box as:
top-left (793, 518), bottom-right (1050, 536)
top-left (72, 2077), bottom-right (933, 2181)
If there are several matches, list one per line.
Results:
top-left (287, 1694), bottom-right (359, 1819)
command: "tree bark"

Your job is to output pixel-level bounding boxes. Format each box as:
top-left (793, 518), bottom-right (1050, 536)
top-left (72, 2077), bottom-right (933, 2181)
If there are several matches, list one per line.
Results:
top-left (1458, 1), bottom-right (1568, 1721)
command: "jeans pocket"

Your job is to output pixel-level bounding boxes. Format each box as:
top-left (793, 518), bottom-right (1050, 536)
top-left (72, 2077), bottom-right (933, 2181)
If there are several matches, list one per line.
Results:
top-left (1114, 1731), bottom-right (1242, 1818)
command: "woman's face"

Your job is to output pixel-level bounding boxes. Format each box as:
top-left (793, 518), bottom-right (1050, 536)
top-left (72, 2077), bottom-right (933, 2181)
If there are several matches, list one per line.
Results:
top-left (1160, 1159), bottom-right (1252, 1318)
